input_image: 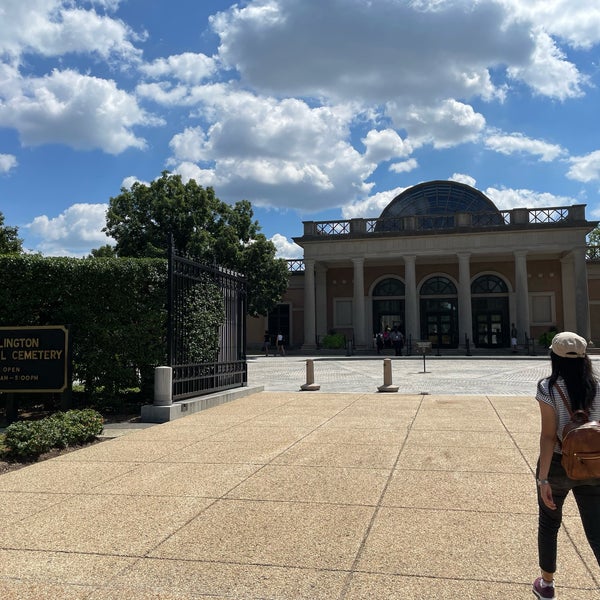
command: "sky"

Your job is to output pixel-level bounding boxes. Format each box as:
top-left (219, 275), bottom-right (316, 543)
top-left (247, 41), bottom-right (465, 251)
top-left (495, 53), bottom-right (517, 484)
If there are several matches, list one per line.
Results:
top-left (1, 0), bottom-right (600, 258)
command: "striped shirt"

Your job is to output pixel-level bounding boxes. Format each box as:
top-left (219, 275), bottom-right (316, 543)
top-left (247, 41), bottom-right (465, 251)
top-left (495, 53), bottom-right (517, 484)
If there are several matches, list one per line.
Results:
top-left (536, 376), bottom-right (600, 454)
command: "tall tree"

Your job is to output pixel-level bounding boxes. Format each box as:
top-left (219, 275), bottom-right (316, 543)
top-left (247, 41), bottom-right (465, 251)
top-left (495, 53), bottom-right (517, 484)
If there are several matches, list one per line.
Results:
top-left (104, 172), bottom-right (289, 316)
top-left (0, 211), bottom-right (23, 254)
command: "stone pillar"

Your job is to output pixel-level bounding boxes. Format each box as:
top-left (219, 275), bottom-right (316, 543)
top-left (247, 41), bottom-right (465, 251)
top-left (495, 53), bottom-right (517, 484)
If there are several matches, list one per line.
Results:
top-left (302, 259), bottom-right (317, 349)
top-left (404, 255), bottom-right (418, 342)
top-left (352, 258), bottom-right (366, 347)
top-left (154, 366), bottom-right (173, 406)
top-left (561, 255), bottom-right (576, 332)
top-left (315, 264), bottom-right (328, 342)
top-left (572, 247), bottom-right (591, 338)
top-left (514, 251), bottom-right (530, 342)
top-left (457, 253), bottom-right (472, 348)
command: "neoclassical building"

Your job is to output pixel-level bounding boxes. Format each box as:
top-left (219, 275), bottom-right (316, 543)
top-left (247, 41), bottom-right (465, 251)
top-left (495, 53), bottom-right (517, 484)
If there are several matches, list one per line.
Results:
top-left (248, 180), bottom-right (600, 351)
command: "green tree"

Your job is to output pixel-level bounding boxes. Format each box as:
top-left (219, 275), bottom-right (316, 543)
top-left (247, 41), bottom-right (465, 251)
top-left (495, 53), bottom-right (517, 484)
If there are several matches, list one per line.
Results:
top-left (0, 211), bottom-right (23, 254)
top-left (588, 225), bottom-right (600, 245)
top-left (104, 172), bottom-right (289, 315)
top-left (88, 244), bottom-right (117, 258)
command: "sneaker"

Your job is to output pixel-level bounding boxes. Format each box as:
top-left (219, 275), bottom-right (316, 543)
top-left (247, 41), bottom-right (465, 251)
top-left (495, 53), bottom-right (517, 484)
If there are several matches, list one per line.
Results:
top-left (532, 577), bottom-right (556, 599)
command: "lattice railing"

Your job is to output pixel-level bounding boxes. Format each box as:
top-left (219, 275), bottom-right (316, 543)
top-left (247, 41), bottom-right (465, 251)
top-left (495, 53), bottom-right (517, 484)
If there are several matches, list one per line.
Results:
top-left (587, 246), bottom-right (600, 261)
top-left (316, 221), bottom-right (350, 235)
top-left (529, 207), bottom-right (569, 223)
top-left (287, 259), bottom-right (305, 272)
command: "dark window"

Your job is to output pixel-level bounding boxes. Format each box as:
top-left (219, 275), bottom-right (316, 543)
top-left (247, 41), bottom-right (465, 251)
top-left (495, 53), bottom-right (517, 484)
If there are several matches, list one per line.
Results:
top-left (471, 275), bottom-right (508, 294)
top-left (373, 278), bottom-right (405, 296)
top-left (420, 276), bottom-right (457, 296)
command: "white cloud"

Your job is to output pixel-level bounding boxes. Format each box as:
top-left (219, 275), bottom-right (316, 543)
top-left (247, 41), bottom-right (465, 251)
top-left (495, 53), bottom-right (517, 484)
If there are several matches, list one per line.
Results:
top-left (362, 129), bottom-right (412, 163)
top-left (0, 69), bottom-right (160, 153)
top-left (166, 88), bottom-right (373, 210)
top-left (567, 151), bottom-right (600, 183)
top-left (26, 203), bottom-right (112, 256)
top-left (502, 0), bottom-right (600, 50)
top-left (342, 187), bottom-right (407, 219)
top-left (0, 154), bottom-right (18, 173)
top-left (485, 132), bottom-right (565, 162)
top-left (400, 99), bottom-right (486, 148)
top-left (484, 186), bottom-right (577, 210)
top-left (140, 53), bottom-right (217, 84)
top-left (121, 175), bottom-right (150, 189)
top-left (211, 0), bottom-right (530, 107)
top-left (390, 158), bottom-right (418, 174)
top-left (0, 0), bottom-right (141, 65)
top-left (507, 31), bottom-right (586, 100)
top-left (449, 173), bottom-right (477, 187)
top-left (270, 233), bottom-right (302, 258)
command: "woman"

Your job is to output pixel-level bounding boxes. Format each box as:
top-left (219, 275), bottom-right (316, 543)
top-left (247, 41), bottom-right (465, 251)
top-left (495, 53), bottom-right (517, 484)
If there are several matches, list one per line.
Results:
top-left (533, 331), bottom-right (600, 599)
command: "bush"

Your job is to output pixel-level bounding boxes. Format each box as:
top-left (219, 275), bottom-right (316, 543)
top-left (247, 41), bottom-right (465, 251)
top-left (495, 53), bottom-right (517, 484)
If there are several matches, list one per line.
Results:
top-left (3, 409), bottom-right (104, 461)
top-left (538, 328), bottom-right (558, 348)
top-left (321, 332), bottom-right (346, 349)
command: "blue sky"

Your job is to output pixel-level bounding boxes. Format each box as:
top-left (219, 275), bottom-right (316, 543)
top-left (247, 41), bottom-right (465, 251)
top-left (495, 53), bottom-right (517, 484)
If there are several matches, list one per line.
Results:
top-left (1, 0), bottom-right (600, 257)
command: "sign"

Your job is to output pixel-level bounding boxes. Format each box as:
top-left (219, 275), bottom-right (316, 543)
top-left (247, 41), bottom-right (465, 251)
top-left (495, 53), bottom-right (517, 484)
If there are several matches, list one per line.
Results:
top-left (0, 326), bottom-right (70, 392)
top-left (415, 340), bottom-right (432, 355)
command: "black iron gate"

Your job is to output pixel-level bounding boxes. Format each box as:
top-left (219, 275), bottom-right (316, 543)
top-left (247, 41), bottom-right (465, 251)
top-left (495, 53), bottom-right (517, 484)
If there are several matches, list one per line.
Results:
top-left (168, 244), bottom-right (247, 402)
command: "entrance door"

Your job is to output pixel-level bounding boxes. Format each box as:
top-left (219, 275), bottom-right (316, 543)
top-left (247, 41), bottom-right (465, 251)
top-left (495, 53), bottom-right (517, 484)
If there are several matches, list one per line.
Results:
top-left (472, 297), bottom-right (509, 348)
top-left (372, 299), bottom-right (404, 335)
top-left (268, 304), bottom-right (290, 347)
top-left (420, 299), bottom-right (458, 348)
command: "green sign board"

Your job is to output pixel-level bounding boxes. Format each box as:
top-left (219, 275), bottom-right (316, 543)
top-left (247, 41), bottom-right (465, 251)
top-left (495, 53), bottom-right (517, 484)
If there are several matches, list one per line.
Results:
top-left (0, 326), bottom-right (70, 392)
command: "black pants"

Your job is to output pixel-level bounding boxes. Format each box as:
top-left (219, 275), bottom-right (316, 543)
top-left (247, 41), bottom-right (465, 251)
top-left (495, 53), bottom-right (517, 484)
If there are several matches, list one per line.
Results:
top-left (537, 453), bottom-right (600, 573)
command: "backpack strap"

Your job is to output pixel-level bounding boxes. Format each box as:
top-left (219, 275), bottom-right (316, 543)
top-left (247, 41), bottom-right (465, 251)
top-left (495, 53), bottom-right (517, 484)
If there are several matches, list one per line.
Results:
top-left (552, 384), bottom-right (590, 423)
top-left (553, 385), bottom-right (574, 419)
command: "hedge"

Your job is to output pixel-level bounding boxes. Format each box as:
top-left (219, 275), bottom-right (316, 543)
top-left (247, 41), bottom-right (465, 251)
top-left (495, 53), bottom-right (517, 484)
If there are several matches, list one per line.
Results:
top-left (0, 255), bottom-right (226, 409)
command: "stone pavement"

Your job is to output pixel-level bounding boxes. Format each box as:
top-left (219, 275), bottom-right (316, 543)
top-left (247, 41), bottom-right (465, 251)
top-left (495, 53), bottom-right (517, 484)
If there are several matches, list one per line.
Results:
top-left (1, 357), bottom-right (600, 599)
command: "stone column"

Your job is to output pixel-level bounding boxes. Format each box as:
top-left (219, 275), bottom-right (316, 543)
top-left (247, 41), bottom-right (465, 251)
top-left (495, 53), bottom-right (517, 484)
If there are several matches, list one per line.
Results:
top-left (352, 258), bottom-right (366, 347)
top-left (560, 255), bottom-right (576, 332)
top-left (572, 247), bottom-right (591, 338)
top-left (404, 255), bottom-right (418, 342)
top-left (514, 251), bottom-right (530, 342)
top-left (302, 259), bottom-right (317, 349)
top-left (315, 264), bottom-right (328, 342)
top-left (457, 252), bottom-right (472, 348)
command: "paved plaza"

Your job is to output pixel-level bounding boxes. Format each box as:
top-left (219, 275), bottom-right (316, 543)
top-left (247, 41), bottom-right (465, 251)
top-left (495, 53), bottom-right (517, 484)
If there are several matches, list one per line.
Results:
top-left (1, 356), bottom-right (600, 599)
top-left (247, 354), bottom-right (576, 396)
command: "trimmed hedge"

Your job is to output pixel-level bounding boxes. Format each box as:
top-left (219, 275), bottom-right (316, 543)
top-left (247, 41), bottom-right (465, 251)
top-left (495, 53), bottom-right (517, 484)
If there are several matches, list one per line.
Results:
top-left (3, 409), bottom-right (104, 461)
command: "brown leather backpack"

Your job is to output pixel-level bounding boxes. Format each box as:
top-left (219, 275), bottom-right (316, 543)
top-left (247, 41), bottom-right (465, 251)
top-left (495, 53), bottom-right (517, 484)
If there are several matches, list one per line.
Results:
top-left (555, 386), bottom-right (600, 480)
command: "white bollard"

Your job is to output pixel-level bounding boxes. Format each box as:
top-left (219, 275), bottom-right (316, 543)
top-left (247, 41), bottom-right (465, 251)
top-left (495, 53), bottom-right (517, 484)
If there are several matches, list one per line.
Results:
top-left (377, 358), bottom-right (399, 392)
top-left (154, 366), bottom-right (173, 405)
top-left (300, 359), bottom-right (320, 391)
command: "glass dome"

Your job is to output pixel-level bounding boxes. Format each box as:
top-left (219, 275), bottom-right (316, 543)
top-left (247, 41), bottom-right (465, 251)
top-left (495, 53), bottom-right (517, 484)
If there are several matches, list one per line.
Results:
top-left (375, 180), bottom-right (503, 231)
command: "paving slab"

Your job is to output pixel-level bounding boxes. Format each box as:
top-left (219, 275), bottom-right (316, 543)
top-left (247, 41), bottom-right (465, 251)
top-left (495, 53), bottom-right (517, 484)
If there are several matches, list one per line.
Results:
top-left (2, 358), bottom-right (600, 599)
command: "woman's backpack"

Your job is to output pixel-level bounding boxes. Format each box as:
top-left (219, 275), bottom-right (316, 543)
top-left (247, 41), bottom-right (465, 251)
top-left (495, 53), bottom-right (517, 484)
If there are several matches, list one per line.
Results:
top-left (555, 386), bottom-right (600, 480)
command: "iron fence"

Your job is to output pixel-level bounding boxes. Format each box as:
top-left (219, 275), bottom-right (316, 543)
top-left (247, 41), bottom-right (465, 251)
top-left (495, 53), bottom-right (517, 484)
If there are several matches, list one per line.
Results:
top-left (168, 243), bottom-right (247, 401)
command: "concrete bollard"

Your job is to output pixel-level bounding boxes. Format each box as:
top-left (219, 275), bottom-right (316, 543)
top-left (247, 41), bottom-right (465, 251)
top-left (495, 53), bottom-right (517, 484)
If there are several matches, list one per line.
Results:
top-left (154, 366), bottom-right (173, 406)
top-left (377, 358), bottom-right (399, 392)
top-left (300, 359), bottom-right (320, 391)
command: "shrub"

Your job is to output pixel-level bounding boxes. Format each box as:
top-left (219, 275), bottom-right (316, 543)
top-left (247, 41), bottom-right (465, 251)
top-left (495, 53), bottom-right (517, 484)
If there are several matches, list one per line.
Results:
top-left (3, 409), bottom-right (104, 461)
top-left (321, 332), bottom-right (346, 349)
top-left (538, 328), bottom-right (558, 348)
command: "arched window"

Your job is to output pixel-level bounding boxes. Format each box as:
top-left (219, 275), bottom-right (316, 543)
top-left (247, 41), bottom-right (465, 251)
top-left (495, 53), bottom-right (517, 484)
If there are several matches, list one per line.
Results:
top-left (373, 278), bottom-right (405, 296)
top-left (471, 275), bottom-right (508, 294)
top-left (420, 276), bottom-right (457, 296)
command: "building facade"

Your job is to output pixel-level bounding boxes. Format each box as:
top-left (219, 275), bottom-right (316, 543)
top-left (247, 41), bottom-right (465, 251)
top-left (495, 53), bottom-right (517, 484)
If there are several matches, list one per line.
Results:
top-left (248, 181), bottom-right (600, 351)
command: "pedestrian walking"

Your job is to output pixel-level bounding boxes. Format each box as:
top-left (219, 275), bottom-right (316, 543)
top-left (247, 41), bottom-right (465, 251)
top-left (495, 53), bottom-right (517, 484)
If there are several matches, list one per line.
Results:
top-left (276, 332), bottom-right (285, 356)
top-left (263, 331), bottom-right (271, 356)
top-left (532, 331), bottom-right (600, 599)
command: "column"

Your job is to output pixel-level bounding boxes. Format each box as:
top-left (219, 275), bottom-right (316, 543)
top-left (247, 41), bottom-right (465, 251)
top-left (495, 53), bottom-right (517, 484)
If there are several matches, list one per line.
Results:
top-left (514, 251), bottom-right (530, 342)
top-left (457, 252), bottom-right (472, 348)
top-left (404, 255), bottom-right (418, 342)
top-left (302, 259), bottom-right (316, 349)
top-left (315, 264), bottom-right (328, 341)
top-left (572, 247), bottom-right (591, 339)
top-left (352, 258), bottom-right (366, 347)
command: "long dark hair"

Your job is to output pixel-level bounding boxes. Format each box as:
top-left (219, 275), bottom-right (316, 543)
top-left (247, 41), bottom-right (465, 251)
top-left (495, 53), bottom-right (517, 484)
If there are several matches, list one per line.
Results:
top-left (548, 351), bottom-right (597, 411)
